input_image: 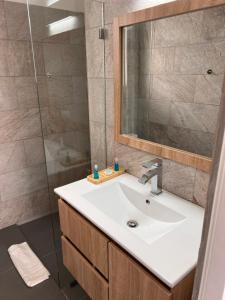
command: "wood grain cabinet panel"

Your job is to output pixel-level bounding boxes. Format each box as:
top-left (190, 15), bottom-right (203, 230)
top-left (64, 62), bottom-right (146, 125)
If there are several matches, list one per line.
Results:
top-left (62, 236), bottom-right (109, 300)
top-left (58, 199), bottom-right (109, 278)
top-left (109, 243), bottom-right (172, 300)
top-left (59, 199), bottom-right (195, 300)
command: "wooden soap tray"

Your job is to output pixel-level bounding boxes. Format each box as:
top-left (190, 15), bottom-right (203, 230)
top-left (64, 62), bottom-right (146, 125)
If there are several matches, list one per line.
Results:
top-left (87, 167), bottom-right (125, 185)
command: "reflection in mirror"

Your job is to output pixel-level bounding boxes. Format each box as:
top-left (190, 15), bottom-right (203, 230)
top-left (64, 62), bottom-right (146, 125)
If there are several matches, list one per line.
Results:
top-left (121, 6), bottom-right (225, 158)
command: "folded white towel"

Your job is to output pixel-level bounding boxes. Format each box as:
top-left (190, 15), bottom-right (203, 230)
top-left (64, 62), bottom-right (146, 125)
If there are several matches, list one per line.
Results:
top-left (8, 242), bottom-right (50, 287)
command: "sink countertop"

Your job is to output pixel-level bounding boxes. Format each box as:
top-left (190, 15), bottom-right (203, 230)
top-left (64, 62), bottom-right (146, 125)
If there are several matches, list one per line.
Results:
top-left (54, 173), bottom-right (204, 288)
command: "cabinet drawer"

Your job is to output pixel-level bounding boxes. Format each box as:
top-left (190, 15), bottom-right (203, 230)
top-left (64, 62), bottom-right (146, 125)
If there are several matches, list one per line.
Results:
top-left (58, 199), bottom-right (109, 278)
top-left (109, 243), bottom-right (172, 300)
top-left (62, 236), bottom-right (109, 300)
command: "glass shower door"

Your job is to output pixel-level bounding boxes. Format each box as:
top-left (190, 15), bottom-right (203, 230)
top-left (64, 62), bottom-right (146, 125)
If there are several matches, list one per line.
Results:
top-left (27, 0), bottom-right (93, 298)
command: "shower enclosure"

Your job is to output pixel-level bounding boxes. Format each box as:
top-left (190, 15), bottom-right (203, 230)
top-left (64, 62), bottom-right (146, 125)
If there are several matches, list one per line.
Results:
top-left (0, 0), bottom-right (104, 298)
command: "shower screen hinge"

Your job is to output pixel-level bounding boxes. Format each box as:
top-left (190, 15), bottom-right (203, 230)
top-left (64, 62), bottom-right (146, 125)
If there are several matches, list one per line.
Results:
top-left (99, 27), bottom-right (105, 40)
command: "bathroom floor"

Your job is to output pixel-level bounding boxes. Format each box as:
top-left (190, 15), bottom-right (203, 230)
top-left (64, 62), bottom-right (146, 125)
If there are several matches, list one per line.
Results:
top-left (0, 214), bottom-right (90, 300)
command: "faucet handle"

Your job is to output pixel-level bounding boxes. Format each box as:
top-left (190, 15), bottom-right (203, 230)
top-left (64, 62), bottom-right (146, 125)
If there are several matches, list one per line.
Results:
top-left (142, 158), bottom-right (162, 169)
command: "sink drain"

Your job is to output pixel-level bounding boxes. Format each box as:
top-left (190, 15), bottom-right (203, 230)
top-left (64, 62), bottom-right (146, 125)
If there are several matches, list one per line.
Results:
top-left (127, 220), bottom-right (138, 228)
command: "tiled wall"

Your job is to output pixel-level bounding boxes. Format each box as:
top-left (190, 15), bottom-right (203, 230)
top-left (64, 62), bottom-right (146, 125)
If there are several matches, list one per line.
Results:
top-left (0, 1), bottom-right (90, 229)
top-left (136, 8), bottom-right (224, 157)
top-left (0, 0), bottom-right (50, 229)
top-left (84, 0), bottom-right (215, 208)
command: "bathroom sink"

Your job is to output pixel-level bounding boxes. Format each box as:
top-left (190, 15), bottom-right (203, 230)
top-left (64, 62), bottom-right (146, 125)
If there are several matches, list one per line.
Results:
top-left (55, 173), bottom-right (204, 287)
top-left (83, 182), bottom-right (185, 245)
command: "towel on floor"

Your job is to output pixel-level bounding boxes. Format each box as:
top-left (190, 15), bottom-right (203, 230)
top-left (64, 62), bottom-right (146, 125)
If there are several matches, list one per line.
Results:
top-left (8, 242), bottom-right (50, 287)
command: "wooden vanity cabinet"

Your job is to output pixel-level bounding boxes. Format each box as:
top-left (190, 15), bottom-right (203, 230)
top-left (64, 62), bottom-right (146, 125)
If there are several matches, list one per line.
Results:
top-left (62, 236), bottom-right (109, 300)
top-left (58, 198), bottom-right (109, 278)
top-left (109, 243), bottom-right (172, 300)
top-left (109, 243), bottom-right (195, 300)
top-left (59, 199), bottom-right (195, 300)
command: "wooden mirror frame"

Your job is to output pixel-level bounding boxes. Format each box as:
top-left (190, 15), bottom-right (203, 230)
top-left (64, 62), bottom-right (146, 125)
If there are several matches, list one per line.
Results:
top-left (113, 0), bottom-right (225, 173)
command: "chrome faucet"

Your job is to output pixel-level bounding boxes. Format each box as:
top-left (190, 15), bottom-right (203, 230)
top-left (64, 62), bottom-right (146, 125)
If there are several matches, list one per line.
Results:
top-left (138, 158), bottom-right (162, 195)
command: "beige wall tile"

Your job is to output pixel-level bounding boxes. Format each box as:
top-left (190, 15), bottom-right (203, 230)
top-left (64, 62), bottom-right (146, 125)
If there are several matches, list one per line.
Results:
top-left (72, 76), bottom-right (88, 104)
top-left (89, 121), bottom-right (106, 169)
top-left (147, 122), bottom-right (169, 145)
top-left (115, 143), bottom-right (156, 178)
top-left (151, 75), bottom-right (196, 102)
top-left (167, 126), bottom-right (214, 157)
top-left (46, 77), bottom-right (74, 108)
top-left (43, 43), bottom-right (86, 76)
top-left (88, 78), bottom-right (105, 123)
top-left (170, 102), bottom-right (219, 133)
top-left (150, 47), bottom-right (175, 75)
top-left (0, 41), bottom-right (10, 76)
top-left (15, 77), bottom-right (39, 109)
top-left (201, 6), bottom-right (225, 40)
top-left (24, 137), bottom-right (45, 167)
top-left (4, 1), bottom-right (30, 41)
top-left (153, 11), bottom-right (203, 47)
top-left (193, 170), bottom-right (210, 208)
top-left (44, 131), bottom-right (90, 161)
top-left (0, 188), bottom-right (50, 229)
top-left (0, 141), bottom-right (27, 175)
top-left (106, 125), bottom-right (115, 166)
top-left (148, 100), bottom-right (171, 125)
top-left (36, 76), bottom-right (49, 107)
top-left (0, 1), bottom-right (7, 40)
top-left (28, 5), bottom-right (46, 42)
top-left (33, 43), bottom-right (46, 75)
top-left (106, 78), bottom-right (114, 127)
top-left (0, 77), bottom-right (18, 111)
top-left (174, 42), bottom-right (225, 75)
top-left (85, 0), bottom-right (103, 29)
top-left (70, 28), bottom-right (86, 45)
top-left (86, 27), bottom-right (104, 78)
top-left (41, 104), bottom-right (89, 136)
top-left (163, 160), bottom-right (196, 201)
top-left (105, 24), bottom-right (113, 79)
top-left (0, 164), bottom-right (48, 201)
top-left (47, 159), bottom-right (90, 189)
top-left (0, 77), bottom-right (38, 111)
top-left (194, 74), bottom-right (224, 105)
top-left (8, 41), bottom-right (34, 76)
top-left (0, 108), bottom-right (42, 143)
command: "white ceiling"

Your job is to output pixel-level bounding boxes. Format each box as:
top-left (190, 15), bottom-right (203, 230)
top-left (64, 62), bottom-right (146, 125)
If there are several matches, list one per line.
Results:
top-left (5, 0), bottom-right (84, 12)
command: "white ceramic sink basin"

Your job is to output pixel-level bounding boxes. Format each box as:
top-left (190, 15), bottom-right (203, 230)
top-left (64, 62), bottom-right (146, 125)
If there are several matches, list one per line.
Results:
top-left (83, 182), bottom-right (185, 245)
top-left (55, 173), bottom-right (204, 287)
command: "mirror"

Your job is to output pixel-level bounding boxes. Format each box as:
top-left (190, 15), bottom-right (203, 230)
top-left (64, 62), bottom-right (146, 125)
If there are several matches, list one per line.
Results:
top-left (118, 5), bottom-right (225, 164)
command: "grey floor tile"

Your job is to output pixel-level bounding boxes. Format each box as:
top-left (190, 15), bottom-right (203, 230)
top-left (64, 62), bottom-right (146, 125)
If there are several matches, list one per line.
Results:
top-left (51, 212), bottom-right (62, 251)
top-left (0, 245), bottom-right (14, 273)
top-left (17, 213), bottom-right (90, 299)
top-left (0, 225), bottom-right (26, 248)
top-left (42, 251), bottom-right (59, 284)
top-left (57, 249), bottom-right (75, 288)
top-left (0, 268), bottom-right (65, 300)
top-left (0, 218), bottom-right (91, 300)
top-left (20, 215), bottom-right (56, 257)
top-left (61, 284), bottom-right (90, 300)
